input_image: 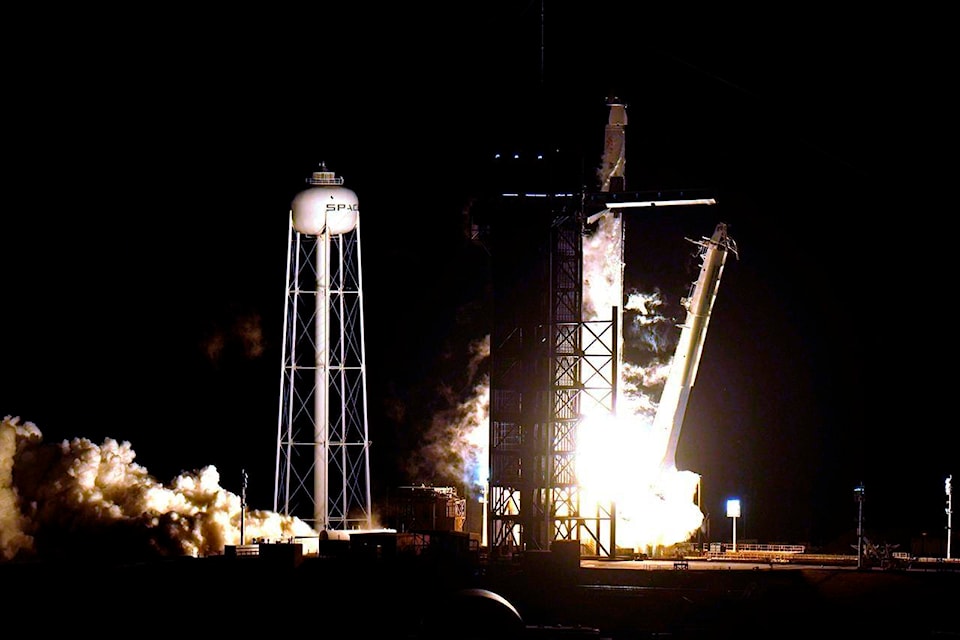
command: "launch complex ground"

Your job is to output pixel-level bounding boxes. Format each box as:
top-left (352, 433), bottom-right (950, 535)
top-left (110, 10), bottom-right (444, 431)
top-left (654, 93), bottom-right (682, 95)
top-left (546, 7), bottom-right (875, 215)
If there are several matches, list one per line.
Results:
top-left (5, 103), bottom-right (950, 637)
top-left (4, 536), bottom-right (957, 639)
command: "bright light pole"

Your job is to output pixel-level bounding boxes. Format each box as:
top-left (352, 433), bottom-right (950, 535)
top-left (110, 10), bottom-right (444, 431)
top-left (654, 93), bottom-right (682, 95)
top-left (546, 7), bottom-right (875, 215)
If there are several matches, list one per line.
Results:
top-left (481, 480), bottom-right (489, 549)
top-left (726, 499), bottom-right (741, 553)
top-left (854, 484), bottom-right (865, 570)
top-left (947, 475), bottom-right (953, 560)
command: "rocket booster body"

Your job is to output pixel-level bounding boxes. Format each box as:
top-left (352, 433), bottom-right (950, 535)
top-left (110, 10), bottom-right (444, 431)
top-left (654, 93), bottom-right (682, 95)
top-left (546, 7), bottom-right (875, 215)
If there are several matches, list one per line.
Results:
top-left (655, 222), bottom-right (738, 470)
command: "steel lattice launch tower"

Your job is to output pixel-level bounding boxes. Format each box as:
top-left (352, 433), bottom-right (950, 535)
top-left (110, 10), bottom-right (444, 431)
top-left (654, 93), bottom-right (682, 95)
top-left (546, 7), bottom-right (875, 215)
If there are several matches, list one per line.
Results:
top-left (274, 163), bottom-right (372, 532)
top-left (483, 97), bottom-right (735, 557)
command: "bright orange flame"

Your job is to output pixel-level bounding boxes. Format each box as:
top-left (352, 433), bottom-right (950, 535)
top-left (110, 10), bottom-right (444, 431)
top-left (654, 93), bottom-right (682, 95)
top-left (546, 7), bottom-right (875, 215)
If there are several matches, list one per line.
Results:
top-left (578, 212), bottom-right (705, 553)
top-left (575, 408), bottom-right (703, 552)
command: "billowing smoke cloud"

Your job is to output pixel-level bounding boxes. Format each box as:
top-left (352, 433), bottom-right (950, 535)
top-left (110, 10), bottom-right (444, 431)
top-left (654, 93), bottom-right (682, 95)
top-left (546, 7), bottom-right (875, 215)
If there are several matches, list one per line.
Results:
top-left (624, 288), bottom-right (675, 370)
top-left (202, 310), bottom-right (265, 365)
top-left (0, 415), bottom-right (315, 563)
top-left (618, 362), bottom-right (665, 420)
top-left (582, 213), bottom-right (623, 322)
top-left (624, 289), bottom-right (664, 321)
top-left (405, 337), bottom-right (490, 498)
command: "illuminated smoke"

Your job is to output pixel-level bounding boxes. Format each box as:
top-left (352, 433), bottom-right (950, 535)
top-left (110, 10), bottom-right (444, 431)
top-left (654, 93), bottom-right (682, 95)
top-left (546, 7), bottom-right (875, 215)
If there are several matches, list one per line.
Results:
top-left (578, 212), bottom-right (704, 552)
top-left (465, 332), bottom-right (490, 383)
top-left (625, 289), bottom-right (673, 354)
top-left (406, 337), bottom-right (490, 497)
top-left (0, 417), bottom-right (37, 560)
top-left (618, 361), bottom-right (666, 419)
top-left (203, 310), bottom-right (265, 365)
top-left (0, 415), bottom-right (315, 562)
top-left (624, 289), bottom-right (663, 319)
top-left (582, 212), bottom-right (624, 322)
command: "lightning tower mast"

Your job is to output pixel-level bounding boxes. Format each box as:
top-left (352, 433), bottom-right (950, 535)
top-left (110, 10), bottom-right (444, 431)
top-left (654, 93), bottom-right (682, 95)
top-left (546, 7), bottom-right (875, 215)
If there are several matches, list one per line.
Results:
top-left (274, 163), bottom-right (373, 532)
top-left (948, 474), bottom-right (953, 559)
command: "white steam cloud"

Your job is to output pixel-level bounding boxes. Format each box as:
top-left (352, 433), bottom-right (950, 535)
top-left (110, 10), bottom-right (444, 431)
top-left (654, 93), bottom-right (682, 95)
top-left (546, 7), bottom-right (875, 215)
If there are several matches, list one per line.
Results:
top-left (203, 310), bottom-right (265, 365)
top-left (0, 415), bottom-right (315, 563)
top-left (582, 212), bottom-right (624, 322)
top-left (406, 336), bottom-right (490, 497)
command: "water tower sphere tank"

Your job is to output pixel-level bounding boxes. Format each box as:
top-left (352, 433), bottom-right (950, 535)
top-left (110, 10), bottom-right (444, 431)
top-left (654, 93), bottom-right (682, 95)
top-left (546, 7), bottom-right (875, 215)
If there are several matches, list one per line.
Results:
top-left (291, 179), bottom-right (359, 237)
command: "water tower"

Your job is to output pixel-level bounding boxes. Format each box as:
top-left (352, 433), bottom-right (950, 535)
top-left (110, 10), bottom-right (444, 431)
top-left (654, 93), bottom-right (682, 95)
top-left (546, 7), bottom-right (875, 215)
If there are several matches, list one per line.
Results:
top-left (274, 163), bottom-right (372, 532)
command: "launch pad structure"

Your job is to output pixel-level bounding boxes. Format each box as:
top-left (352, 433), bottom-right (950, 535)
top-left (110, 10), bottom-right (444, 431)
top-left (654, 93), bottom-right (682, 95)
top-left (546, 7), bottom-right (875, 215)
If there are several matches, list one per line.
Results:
top-left (483, 190), bottom-right (619, 556)
top-left (268, 99), bottom-right (735, 556)
top-left (480, 98), bottom-right (737, 558)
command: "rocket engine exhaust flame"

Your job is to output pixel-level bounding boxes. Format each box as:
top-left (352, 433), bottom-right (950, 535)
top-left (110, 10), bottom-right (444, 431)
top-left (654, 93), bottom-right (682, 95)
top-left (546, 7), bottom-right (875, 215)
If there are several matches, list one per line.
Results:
top-left (578, 208), bottom-right (735, 553)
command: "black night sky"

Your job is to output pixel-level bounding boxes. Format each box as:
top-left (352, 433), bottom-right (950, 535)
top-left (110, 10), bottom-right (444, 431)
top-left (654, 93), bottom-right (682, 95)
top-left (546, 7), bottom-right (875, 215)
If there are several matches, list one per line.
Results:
top-left (2, 6), bottom-right (956, 553)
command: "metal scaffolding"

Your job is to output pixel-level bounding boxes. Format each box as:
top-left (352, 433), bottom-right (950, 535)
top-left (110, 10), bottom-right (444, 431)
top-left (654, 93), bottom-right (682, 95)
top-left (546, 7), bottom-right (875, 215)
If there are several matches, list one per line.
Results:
top-left (487, 193), bottom-right (618, 556)
top-left (274, 167), bottom-right (372, 532)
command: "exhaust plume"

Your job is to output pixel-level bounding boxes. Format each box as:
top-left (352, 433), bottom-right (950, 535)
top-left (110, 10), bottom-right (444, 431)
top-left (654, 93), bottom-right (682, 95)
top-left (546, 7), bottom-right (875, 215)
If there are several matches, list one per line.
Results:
top-left (0, 415), bottom-right (315, 563)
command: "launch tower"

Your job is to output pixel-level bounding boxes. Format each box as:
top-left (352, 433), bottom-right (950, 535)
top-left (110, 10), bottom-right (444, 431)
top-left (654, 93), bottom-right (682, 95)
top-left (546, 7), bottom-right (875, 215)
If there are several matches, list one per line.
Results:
top-left (483, 98), bottom-right (732, 557)
top-left (274, 163), bottom-right (373, 532)
top-left (485, 191), bottom-right (616, 555)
